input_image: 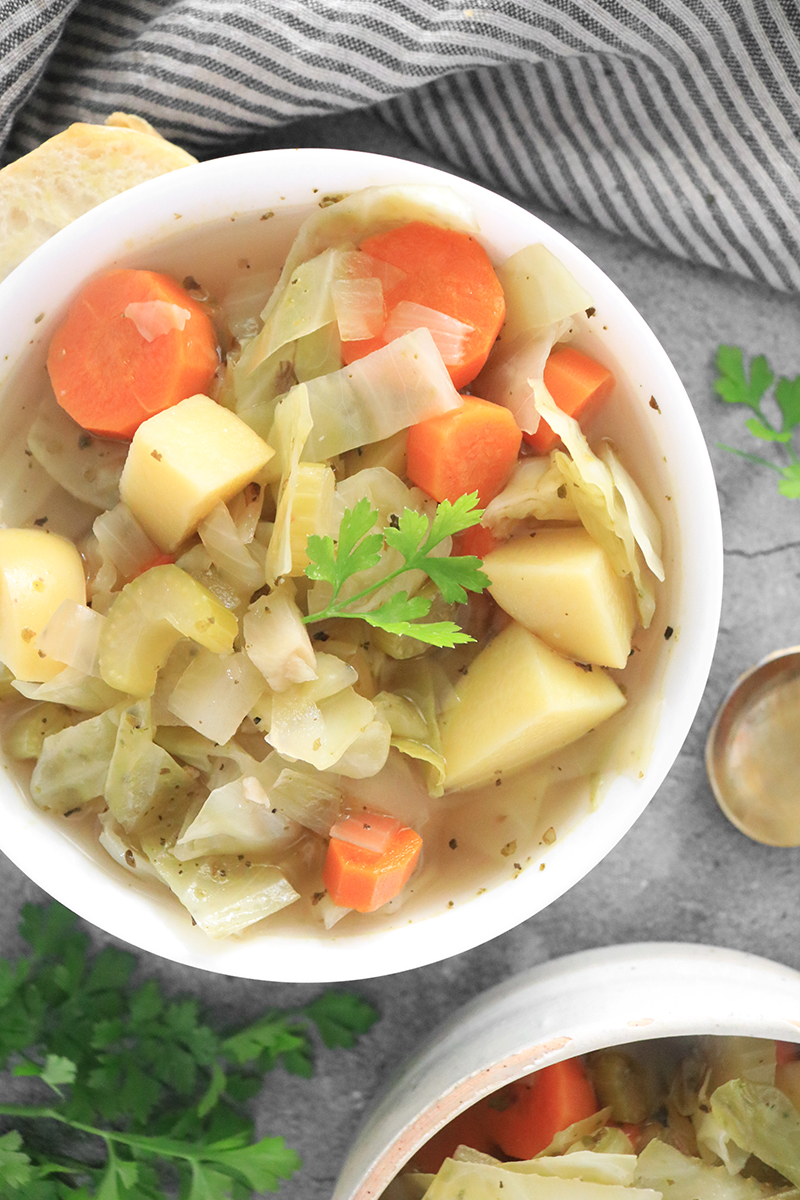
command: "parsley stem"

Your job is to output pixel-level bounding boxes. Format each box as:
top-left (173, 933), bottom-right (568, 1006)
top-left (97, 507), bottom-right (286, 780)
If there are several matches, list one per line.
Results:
top-left (716, 443), bottom-right (785, 473)
top-left (0, 1104), bottom-right (206, 1165)
top-left (303, 559), bottom-right (424, 625)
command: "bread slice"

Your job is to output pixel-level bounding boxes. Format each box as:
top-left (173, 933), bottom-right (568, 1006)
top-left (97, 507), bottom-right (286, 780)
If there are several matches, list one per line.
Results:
top-left (0, 114), bottom-right (196, 281)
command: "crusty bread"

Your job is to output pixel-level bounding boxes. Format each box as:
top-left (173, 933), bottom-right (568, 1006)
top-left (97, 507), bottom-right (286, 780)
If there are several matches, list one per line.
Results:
top-left (0, 115), bottom-right (197, 282)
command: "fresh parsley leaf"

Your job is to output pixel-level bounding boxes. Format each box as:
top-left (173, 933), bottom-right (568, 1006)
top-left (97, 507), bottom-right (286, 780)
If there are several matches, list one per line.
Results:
top-left (303, 494), bottom-right (489, 645)
top-left (0, 900), bottom-right (379, 1199)
top-left (714, 346), bottom-right (800, 498)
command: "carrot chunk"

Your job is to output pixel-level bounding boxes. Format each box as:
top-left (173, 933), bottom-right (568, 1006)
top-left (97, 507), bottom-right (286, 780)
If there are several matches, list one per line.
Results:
top-left (47, 268), bottom-right (219, 439)
top-left (341, 221), bottom-right (506, 390)
top-left (407, 395), bottom-right (522, 507)
top-left (452, 523), bottom-right (501, 560)
top-left (524, 345), bottom-right (615, 454)
top-left (485, 1057), bottom-right (598, 1159)
top-left (323, 823), bottom-right (422, 913)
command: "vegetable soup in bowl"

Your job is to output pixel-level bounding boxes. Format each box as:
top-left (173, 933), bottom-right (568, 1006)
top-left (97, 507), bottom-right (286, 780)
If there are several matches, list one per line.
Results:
top-left (0, 149), bottom-right (721, 981)
top-left (333, 943), bottom-right (800, 1199)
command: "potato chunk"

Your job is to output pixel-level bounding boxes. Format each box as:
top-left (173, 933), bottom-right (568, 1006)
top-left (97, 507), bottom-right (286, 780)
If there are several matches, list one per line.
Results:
top-left (439, 622), bottom-right (626, 791)
top-left (484, 527), bottom-right (636, 668)
top-left (119, 394), bottom-right (273, 551)
top-left (0, 528), bottom-right (86, 682)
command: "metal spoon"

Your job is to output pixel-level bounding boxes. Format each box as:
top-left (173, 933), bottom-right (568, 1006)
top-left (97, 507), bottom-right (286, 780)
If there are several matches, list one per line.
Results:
top-left (706, 646), bottom-right (800, 846)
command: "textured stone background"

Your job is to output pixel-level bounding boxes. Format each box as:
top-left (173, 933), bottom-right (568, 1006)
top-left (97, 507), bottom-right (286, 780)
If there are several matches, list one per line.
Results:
top-left (2, 110), bottom-right (800, 1199)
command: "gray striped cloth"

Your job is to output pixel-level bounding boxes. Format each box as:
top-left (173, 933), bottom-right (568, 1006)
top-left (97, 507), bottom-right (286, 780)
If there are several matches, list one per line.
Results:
top-left (3, 1), bottom-right (800, 291)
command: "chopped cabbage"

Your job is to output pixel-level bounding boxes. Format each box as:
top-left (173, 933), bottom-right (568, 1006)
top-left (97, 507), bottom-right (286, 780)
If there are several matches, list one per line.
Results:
top-left (598, 443), bottom-right (664, 582)
top-left (4, 702), bottom-right (74, 760)
top-left (497, 243), bottom-right (593, 343)
top-left (13, 666), bottom-right (126, 714)
top-left (267, 683), bottom-right (379, 772)
top-left (710, 1079), bottom-right (800, 1186)
top-left (294, 320), bottom-right (343, 383)
top-left (634, 1138), bottom-right (778, 1200)
top-left (250, 247), bottom-right (351, 369)
top-left (198, 500), bottom-right (264, 595)
top-left (534, 385), bottom-right (657, 628)
top-left (474, 319), bottom-right (574, 433)
top-left (173, 775), bottom-right (302, 860)
top-left (98, 808), bottom-right (159, 878)
top-left (482, 455), bottom-right (579, 538)
top-left (333, 707), bottom-right (392, 778)
top-left (29, 706), bottom-right (121, 813)
top-left (296, 328), bottom-right (463, 462)
top-left (105, 699), bottom-right (191, 830)
top-left (332, 275), bottom-right (385, 341)
top-left (167, 648), bottom-right (266, 745)
top-left (422, 1156), bottom-right (660, 1200)
top-left (93, 502), bottom-right (160, 581)
top-left (265, 384), bottom-right (314, 584)
top-left (503, 1153), bottom-right (636, 1186)
top-left (243, 580), bottom-right (317, 691)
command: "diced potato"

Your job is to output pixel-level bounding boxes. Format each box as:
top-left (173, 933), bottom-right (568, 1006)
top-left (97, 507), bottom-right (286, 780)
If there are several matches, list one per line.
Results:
top-left (439, 622), bottom-right (626, 791)
top-left (0, 527), bottom-right (86, 682)
top-left (483, 528), bottom-right (636, 668)
top-left (119, 394), bottom-right (274, 551)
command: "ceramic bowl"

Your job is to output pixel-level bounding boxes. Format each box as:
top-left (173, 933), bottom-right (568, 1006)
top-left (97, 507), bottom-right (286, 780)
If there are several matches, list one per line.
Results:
top-left (0, 149), bottom-right (722, 980)
top-left (334, 942), bottom-right (800, 1198)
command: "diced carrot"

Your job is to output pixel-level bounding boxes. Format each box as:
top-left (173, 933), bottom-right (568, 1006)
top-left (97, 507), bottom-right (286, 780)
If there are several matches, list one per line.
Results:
top-left (776, 1040), bottom-right (800, 1065)
top-left (47, 269), bottom-right (219, 440)
top-left (452, 523), bottom-right (501, 560)
top-left (341, 222), bottom-right (506, 390)
top-left (323, 824), bottom-right (422, 913)
top-left (523, 346), bottom-right (615, 454)
top-left (410, 1097), bottom-right (498, 1173)
top-left (485, 1057), bottom-right (598, 1160)
top-left (407, 395), bottom-right (522, 507)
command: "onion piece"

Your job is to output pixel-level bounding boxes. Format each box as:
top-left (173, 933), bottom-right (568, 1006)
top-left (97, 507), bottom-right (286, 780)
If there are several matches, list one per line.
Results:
top-left (93, 502), bottom-right (161, 582)
top-left (198, 500), bottom-right (264, 595)
top-left (332, 277), bottom-right (385, 341)
top-left (123, 300), bottom-right (190, 342)
top-left (383, 301), bottom-right (473, 366)
top-left (36, 599), bottom-right (105, 677)
top-left (330, 811), bottom-right (401, 854)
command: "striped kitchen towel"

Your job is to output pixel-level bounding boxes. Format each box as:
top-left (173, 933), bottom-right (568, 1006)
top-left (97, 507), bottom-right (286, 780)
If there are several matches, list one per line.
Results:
top-left (3, 0), bottom-right (800, 291)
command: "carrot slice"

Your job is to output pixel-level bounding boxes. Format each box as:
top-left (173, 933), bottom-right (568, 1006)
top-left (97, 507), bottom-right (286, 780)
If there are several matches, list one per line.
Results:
top-left (341, 221), bottom-right (506, 390)
top-left (47, 268), bottom-right (219, 439)
top-left (407, 395), bottom-right (522, 507)
top-left (524, 345), bottom-right (615, 454)
top-left (485, 1057), bottom-right (598, 1159)
top-left (322, 823), bottom-right (422, 913)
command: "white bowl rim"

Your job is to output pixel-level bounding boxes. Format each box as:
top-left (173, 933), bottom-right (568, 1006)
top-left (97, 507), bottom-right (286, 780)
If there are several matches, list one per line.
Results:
top-left (0, 148), bottom-right (723, 981)
top-left (333, 940), bottom-right (800, 1200)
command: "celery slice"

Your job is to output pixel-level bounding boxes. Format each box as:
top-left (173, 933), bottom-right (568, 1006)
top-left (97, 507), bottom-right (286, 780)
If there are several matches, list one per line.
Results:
top-left (98, 564), bottom-right (238, 697)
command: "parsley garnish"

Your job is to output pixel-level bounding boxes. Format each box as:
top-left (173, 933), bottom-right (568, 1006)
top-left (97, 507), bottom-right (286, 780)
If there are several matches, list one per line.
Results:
top-left (714, 344), bottom-right (800, 498)
top-left (0, 901), bottom-right (378, 1198)
top-left (303, 493), bottom-right (490, 646)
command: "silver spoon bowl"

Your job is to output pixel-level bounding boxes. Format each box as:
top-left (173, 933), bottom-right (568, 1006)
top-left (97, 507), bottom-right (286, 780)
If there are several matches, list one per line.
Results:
top-left (706, 646), bottom-right (800, 846)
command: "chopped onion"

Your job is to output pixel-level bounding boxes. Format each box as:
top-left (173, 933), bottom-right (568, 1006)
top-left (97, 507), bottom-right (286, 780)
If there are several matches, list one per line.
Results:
top-left (268, 685), bottom-right (378, 772)
top-left (167, 649), bottom-right (266, 744)
top-left (351, 252), bottom-right (407, 292)
top-left (332, 277), bottom-right (385, 341)
top-left (36, 599), bottom-right (105, 677)
top-left (123, 300), bottom-right (191, 342)
top-left (300, 327), bottom-right (462, 462)
top-left (383, 301), bottom-right (473, 366)
top-left (93, 503), bottom-right (160, 581)
top-left (333, 710), bottom-right (392, 779)
top-left (314, 891), bottom-right (352, 930)
top-left (198, 500), bottom-right (264, 595)
top-left (330, 811), bottom-right (401, 854)
top-left (270, 767), bottom-right (342, 835)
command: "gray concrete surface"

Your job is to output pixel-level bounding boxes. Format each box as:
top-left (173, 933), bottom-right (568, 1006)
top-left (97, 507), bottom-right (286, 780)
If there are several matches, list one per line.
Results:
top-left (3, 109), bottom-right (800, 1197)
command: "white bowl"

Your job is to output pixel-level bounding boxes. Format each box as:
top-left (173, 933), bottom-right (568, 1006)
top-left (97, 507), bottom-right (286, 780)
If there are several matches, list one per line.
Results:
top-left (0, 149), bottom-right (722, 981)
top-left (334, 942), bottom-right (800, 1199)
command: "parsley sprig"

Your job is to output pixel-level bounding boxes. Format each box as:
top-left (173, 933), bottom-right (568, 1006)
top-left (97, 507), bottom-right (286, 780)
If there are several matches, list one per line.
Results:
top-left (0, 901), bottom-right (378, 1198)
top-left (714, 345), bottom-right (800, 497)
top-left (303, 492), bottom-right (490, 646)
